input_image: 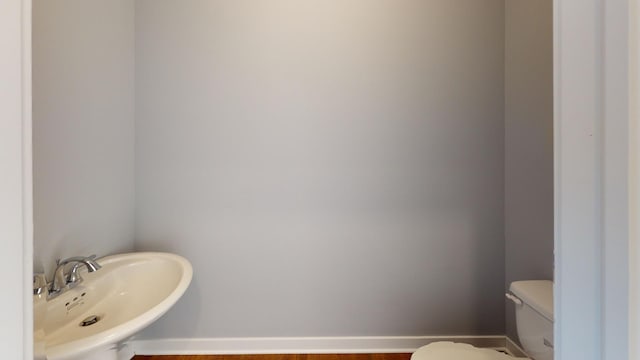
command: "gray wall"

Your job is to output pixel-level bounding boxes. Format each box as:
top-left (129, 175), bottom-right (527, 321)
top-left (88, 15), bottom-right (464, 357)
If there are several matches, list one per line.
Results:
top-left (135, 0), bottom-right (505, 338)
top-left (33, 0), bottom-right (136, 276)
top-left (504, 0), bottom-right (554, 342)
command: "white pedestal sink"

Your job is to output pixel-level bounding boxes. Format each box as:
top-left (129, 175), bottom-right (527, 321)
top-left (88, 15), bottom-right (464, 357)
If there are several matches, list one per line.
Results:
top-left (34, 252), bottom-right (193, 360)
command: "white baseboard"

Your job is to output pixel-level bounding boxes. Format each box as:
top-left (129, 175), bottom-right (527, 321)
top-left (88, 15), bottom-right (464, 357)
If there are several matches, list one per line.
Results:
top-left (505, 337), bottom-right (528, 358)
top-left (130, 335), bottom-right (506, 355)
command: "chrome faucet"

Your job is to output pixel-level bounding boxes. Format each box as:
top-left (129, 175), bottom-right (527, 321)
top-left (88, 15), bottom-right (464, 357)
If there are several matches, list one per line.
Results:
top-left (49, 255), bottom-right (101, 298)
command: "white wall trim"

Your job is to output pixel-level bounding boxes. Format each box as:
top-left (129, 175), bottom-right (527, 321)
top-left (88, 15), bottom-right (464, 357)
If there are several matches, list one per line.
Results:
top-left (553, 0), bottom-right (605, 358)
top-left (0, 0), bottom-right (32, 359)
top-left (21, 0), bottom-right (33, 358)
top-left (555, 0), bottom-right (635, 359)
top-left (505, 337), bottom-right (527, 358)
top-left (130, 336), bottom-right (506, 356)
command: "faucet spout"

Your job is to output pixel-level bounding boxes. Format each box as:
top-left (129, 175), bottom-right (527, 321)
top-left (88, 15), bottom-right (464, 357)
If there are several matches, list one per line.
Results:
top-left (50, 255), bottom-right (101, 298)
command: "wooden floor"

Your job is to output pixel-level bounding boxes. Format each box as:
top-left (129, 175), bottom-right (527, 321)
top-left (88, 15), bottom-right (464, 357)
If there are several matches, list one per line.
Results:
top-left (133, 354), bottom-right (412, 360)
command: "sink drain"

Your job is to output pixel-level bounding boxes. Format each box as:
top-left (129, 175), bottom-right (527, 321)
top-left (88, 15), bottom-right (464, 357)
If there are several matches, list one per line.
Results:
top-left (79, 315), bottom-right (100, 327)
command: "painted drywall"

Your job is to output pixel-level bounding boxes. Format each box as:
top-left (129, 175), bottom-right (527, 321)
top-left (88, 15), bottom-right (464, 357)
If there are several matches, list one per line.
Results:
top-left (32, 0), bottom-right (136, 276)
top-left (135, 0), bottom-right (505, 338)
top-left (630, 0), bottom-right (640, 356)
top-left (504, 0), bottom-right (554, 343)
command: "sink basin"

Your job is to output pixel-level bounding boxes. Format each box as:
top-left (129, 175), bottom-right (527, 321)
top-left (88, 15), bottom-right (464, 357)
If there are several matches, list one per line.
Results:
top-left (35, 252), bottom-right (192, 360)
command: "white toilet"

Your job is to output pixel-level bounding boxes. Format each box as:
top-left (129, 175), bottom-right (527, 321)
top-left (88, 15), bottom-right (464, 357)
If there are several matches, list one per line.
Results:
top-left (411, 280), bottom-right (553, 360)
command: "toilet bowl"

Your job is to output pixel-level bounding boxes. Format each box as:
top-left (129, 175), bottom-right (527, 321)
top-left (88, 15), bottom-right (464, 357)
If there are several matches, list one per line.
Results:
top-left (411, 280), bottom-right (553, 360)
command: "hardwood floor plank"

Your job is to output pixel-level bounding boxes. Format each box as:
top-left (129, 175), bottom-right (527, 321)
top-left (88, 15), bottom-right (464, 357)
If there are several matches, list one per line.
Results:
top-left (133, 353), bottom-right (413, 360)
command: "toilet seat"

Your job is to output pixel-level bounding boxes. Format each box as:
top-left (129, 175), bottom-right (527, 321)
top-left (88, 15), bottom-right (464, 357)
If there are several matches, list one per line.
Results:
top-left (412, 342), bottom-right (515, 360)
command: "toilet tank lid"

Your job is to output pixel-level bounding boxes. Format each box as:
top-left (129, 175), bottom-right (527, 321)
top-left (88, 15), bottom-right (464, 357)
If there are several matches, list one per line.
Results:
top-left (509, 280), bottom-right (553, 321)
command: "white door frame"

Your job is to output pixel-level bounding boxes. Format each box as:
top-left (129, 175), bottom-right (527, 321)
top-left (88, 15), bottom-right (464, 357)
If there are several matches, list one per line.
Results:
top-left (2, 0), bottom-right (637, 358)
top-left (0, 0), bottom-right (32, 359)
top-left (554, 0), bottom-right (637, 359)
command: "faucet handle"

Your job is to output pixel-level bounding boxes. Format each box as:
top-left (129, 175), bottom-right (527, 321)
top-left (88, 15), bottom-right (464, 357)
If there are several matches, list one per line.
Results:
top-left (33, 273), bottom-right (47, 295)
top-left (67, 255), bottom-right (101, 284)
